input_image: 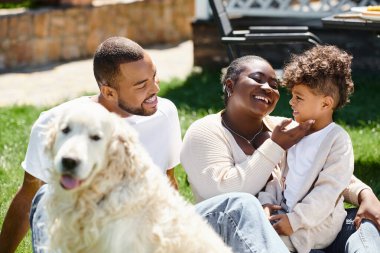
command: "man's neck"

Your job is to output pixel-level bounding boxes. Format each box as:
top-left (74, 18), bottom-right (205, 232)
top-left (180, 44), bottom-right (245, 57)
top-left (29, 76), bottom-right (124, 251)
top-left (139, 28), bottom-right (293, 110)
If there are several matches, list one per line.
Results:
top-left (94, 94), bottom-right (133, 118)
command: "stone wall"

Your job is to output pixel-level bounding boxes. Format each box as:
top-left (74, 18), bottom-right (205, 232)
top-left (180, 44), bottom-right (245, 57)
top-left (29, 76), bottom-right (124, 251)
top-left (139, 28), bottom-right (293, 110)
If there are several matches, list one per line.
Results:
top-left (0, 0), bottom-right (194, 71)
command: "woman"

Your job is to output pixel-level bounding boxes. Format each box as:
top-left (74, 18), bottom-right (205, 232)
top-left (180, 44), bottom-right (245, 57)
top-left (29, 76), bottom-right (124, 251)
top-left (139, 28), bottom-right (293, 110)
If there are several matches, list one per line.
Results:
top-left (181, 55), bottom-right (380, 252)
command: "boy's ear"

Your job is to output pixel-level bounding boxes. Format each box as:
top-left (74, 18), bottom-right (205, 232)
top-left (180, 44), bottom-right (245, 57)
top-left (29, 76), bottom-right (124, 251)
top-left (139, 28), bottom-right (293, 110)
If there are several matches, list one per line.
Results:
top-left (100, 85), bottom-right (118, 102)
top-left (322, 96), bottom-right (334, 110)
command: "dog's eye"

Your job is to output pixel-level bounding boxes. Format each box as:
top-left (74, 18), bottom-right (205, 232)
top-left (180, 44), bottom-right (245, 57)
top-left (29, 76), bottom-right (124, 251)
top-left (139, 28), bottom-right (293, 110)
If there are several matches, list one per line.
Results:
top-left (62, 126), bottom-right (71, 134)
top-left (90, 135), bottom-right (101, 141)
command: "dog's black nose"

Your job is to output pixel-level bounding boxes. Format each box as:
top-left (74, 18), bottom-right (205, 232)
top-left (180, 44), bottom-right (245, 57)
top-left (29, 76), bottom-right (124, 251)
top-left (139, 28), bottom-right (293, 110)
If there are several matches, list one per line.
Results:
top-left (61, 157), bottom-right (79, 171)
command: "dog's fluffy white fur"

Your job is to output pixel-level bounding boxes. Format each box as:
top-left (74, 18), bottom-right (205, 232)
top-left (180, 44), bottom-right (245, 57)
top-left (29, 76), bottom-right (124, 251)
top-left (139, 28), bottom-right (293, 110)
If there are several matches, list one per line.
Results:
top-left (43, 103), bottom-right (232, 253)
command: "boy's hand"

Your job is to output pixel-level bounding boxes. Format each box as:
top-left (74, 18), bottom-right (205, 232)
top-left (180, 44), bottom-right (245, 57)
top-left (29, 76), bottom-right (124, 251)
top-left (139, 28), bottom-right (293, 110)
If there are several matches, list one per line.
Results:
top-left (262, 204), bottom-right (282, 219)
top-left (270, 213), bottom-right (294, 236)
top-left (271, 119), bottom-right (314, 150)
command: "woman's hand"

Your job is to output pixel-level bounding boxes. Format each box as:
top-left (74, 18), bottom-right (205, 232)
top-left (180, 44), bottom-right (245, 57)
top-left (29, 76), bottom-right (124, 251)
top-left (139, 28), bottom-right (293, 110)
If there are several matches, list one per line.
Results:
top-left (271, 119), bottom-right (314, 150)
top-left (270, 213), bottom-right (294, 236)
top-left (355, 189), bottom-right (380, 230)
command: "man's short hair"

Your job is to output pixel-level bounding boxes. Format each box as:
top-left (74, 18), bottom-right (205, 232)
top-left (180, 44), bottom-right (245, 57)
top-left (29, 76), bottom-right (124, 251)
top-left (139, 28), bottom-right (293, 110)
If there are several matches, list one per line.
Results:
top-left (93, 37), bottom-right (144, 89)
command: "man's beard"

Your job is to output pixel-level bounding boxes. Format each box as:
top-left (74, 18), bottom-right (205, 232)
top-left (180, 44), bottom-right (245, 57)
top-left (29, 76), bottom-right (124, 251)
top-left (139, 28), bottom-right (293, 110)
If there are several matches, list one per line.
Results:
top-left (118, 99), bottom-right (156, 116)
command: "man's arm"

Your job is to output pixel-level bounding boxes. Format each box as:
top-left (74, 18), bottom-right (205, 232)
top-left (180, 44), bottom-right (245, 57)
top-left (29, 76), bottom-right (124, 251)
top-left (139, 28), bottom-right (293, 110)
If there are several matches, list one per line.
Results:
top-left (0, 172), bottom-right (43, 253)
top-left (166, 168), bottom-right (178, 190)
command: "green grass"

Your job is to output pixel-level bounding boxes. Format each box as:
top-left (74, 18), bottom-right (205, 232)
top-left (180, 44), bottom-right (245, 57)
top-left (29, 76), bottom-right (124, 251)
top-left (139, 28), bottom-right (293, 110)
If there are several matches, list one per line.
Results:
top-left (0, 106), bottom-right (45, 253)
top-left (1, 70), bottom-right (379, 252)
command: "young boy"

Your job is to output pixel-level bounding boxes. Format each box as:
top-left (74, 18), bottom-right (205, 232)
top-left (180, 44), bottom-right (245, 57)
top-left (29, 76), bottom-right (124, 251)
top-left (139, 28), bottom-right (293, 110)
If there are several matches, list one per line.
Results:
top-left (258, 45), bottom-right (355, 253)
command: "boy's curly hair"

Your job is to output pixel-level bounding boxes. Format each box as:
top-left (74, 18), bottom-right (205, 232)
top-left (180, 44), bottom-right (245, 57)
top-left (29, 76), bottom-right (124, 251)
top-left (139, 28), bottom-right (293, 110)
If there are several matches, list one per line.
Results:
top-left (282, 45), bottom-right (354, 110)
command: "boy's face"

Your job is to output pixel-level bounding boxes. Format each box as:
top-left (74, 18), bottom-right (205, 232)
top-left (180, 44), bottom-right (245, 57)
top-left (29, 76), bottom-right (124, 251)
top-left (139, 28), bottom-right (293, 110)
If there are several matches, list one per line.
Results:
top-left (116, 52), bottom-right (160, 116)
top-left (289, 84), bottom-right (326, 123)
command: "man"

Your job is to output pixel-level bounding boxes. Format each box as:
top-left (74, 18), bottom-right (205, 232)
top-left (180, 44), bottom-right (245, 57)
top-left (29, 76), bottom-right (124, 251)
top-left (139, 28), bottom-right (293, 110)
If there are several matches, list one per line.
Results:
top-left (0, 37), bottom-right (182, 252)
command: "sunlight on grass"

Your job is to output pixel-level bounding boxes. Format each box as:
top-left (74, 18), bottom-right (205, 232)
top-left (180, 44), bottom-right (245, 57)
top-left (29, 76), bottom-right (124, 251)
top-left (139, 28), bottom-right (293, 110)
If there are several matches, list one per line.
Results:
top-left (0, 106), bottom-right (43, 253)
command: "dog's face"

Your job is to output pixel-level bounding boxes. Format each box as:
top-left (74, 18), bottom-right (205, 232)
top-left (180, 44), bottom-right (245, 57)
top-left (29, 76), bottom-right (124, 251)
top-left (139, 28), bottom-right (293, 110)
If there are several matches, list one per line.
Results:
top-left (49, 103), bottom-right (115, 190)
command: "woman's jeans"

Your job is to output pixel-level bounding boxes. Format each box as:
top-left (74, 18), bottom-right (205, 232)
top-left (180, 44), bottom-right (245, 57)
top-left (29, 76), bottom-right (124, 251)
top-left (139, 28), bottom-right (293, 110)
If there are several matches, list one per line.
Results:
top-left (195, 192), bottom-right (289, 252)
top-left (30, 189), bottom-right (380, 253)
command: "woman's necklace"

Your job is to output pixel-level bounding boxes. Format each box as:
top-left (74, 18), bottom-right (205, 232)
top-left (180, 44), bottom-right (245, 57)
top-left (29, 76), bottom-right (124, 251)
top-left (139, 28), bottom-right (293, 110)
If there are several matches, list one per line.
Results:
top-left (221, 117), bottom-right (263, 145)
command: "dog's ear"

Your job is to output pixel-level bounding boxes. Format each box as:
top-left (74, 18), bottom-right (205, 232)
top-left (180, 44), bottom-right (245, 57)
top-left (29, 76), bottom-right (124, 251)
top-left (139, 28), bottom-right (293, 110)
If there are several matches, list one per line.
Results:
top-left (44, 117), bottom-right (59, 159)
top-left (106, 114), bottom-right (140, 179)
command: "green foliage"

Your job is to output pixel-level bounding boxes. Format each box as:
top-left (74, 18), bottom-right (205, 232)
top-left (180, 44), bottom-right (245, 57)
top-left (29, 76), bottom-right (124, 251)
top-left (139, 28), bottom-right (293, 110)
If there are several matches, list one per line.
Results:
top-left (0, 1), bottom-right (35, 9)
top-left (0, 0), bottom-right (62, 9)
top-left (0, 71), bottom-right (379, 252)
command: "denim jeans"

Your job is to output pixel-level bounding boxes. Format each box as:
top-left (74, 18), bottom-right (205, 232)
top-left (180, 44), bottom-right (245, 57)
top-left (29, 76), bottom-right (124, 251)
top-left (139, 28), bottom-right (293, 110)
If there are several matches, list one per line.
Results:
top-left (345, 219), bottom-right (380, 253)
top-left (321, 208), bottom-right (380, 253)
top-left (30, 184), bottom-right (48, 253)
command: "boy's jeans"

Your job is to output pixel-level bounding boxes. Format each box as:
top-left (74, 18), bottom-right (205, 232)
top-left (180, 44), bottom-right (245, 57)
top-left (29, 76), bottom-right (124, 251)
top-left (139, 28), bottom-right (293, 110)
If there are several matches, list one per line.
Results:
top-left (31, 188), bottom-right (380, 253)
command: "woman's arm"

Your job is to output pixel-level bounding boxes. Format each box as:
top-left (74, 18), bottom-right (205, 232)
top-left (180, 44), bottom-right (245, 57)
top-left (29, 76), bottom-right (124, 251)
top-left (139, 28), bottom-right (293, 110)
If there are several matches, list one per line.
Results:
top-left (343, 175), bottom-right (380, 230)
top-left (356, 188), bottom-right (380, 230)
top-left (343, 176), bottom-right (370, 206)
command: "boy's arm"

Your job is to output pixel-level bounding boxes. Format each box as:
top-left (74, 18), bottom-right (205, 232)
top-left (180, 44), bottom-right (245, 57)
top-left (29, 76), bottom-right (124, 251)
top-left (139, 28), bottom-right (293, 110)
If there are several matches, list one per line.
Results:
top-left (286, 130), bottom-right (353, 232)
top-left (258, 168), bottom-right (284, 219)
top-left (258, 171), bottom-right (282, 206)
top-left (0, 172), bottom-right (43, 253)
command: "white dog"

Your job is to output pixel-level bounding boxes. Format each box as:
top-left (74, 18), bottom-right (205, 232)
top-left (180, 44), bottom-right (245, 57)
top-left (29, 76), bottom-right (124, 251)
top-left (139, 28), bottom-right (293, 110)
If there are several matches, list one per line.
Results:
top-left (42, 102), bottom-right (232, 253)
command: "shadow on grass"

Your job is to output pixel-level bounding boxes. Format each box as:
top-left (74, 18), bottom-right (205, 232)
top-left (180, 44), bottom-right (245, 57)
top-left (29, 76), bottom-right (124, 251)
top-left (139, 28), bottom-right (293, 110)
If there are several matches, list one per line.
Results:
top-left (355, 161), bottom-right (380, 196)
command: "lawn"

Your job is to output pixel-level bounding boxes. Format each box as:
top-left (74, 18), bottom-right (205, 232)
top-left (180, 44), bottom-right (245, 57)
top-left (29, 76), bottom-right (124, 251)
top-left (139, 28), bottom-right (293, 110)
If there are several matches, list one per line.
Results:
top-left (1, 70), bottom-right (379, 252)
